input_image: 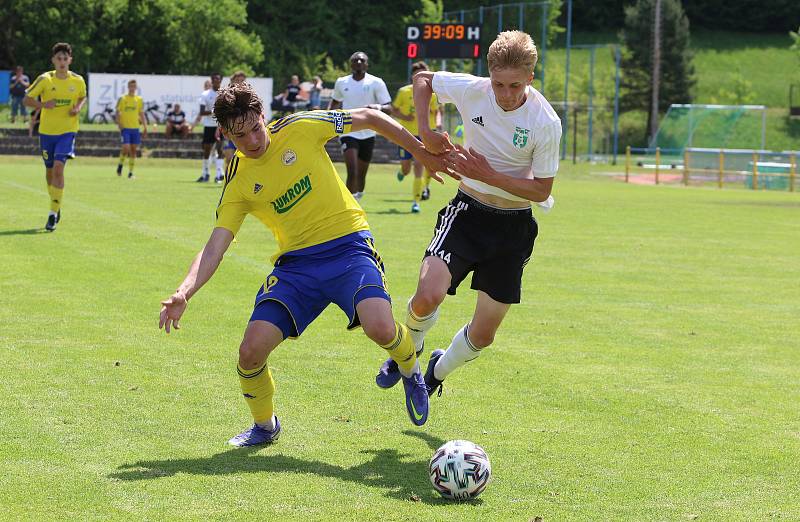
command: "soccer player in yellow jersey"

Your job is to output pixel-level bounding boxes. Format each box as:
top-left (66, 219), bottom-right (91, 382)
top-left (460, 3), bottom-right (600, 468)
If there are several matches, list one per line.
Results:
top-left (24, 42), bottom-right (86, 232)
top-left (115, 79), bottom-right (147, 179)
top-left (392, 61), bottom-right (442, 212)
top-left (159, 82), bottom-right (448, 447)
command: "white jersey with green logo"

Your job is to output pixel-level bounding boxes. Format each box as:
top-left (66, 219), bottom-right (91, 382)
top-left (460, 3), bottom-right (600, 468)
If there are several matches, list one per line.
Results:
top-left (432, 71), bottom-right (561, 202)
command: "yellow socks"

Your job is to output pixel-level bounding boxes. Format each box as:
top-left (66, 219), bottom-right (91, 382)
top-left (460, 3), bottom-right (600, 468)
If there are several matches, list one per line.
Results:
top-left (380, 322), bottom-right (419, 377)
top-left (423, 169), bottom-right (431, 189)
top-left (48, 185), bottom-right (63, 213)
top-left (412, 176), bottom-right (423, 203)
top-left (237, 363), bottom-right (275, 425)
top-left (118, 150), bottom-right (125, 168)
top-left (128, 154), bottom-right (135, 174)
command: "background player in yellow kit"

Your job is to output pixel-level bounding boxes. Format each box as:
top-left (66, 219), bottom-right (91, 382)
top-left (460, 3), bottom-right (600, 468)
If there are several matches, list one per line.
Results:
top-left (391, 61), bottom-right (442, 213)
top-left (115, 79), bottom-right (148, 179)
top-left (24, 42), bottom-right (87, 232)
top-left (159, 82), bottom-right (448, 447)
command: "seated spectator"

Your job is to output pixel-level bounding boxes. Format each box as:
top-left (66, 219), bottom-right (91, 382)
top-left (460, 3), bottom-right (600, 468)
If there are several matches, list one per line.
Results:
top-left (276, 75), bottom-right (308, 112)
top-left (165, 103), bottom-right (190, 138)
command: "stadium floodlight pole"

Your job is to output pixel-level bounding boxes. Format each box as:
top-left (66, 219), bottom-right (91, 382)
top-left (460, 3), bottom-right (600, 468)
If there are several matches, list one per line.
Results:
top-left (478, 6), bottom-right (484, 76)
top-left (561, 0), bottom-right (572, 160)
top-left (588, 46), bottom-right (595, 159)
top-left (498, 4), bottom-right (503, 34)
top-left (613, 44), bottom-right (621, 164)
top-left (540, 1), bottom-right (548, 94)
top-left (649, 0), bottom-right (662, 144)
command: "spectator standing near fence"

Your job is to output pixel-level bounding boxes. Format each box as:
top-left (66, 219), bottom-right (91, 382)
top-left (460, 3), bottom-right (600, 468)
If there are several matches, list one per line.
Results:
top-left (196, 73), bottom-right (224, 183)
top-left (10, 66), bottom-right (30, 124)
top-left (115, 79), bottom-right (147, 179)
top-left (24, 42), bottom-right (86, 232)
top-left (328, 52), bottom-right (392, 201)
top-left (308, 75), bottom-right (323, 110)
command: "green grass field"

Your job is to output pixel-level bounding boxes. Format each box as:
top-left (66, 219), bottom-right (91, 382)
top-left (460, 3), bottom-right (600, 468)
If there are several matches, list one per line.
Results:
top-left (1, 156), bottom-right (799, 520)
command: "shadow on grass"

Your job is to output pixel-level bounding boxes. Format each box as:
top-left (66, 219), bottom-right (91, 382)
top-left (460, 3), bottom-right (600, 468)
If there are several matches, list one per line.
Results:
top-left (109, 431), bottom-right (475, 505)
top-left (0, 228), bottom-right (48, 236)
top-left (371, 208), bottom-right (407, 215)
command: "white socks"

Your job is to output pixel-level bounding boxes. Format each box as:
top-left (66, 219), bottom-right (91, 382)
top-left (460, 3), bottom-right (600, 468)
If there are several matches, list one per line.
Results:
top-left (256, 414), bottom-right (277, 431)
top-left (216, 157), bottom-right (224, 177)
top-left (406, 300), bottom-right (439, 353)
top-left (201, 158), bottom-right (209, 177)
top-left (434, 323), bottom-right (481, 380)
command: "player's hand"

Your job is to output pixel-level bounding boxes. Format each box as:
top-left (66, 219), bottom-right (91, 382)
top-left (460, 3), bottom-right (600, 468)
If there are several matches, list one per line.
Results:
top-left (443, 145), bottom-right (494, 183)
top-left (415, 150), bottom-right (450, 184)
top-left (42, 100), bottom-right (56, 109)
top-left (69, 106), bottom-right (80, 116)
top-left (420, 128), bottom-right (453, 155)
top-left (159, 292), bottom-right (188, 334)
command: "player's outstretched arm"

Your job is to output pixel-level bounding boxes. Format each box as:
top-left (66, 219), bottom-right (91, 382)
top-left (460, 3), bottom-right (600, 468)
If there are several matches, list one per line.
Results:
top-left (349, 107), bottom-right (450, 182)
top-left (159, 227), bottom-right (234, 333)
top-left (445, 144), bottom-right (554, 203)
top-left (412, 71), bottom-right (452, 154)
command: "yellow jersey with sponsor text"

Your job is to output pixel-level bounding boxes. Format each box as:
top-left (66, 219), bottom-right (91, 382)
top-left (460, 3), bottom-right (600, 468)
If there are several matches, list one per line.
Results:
top-left (392, 84), bottom-right (439, 136)
top-left (215, 110), bottom-right (369, 263)
top-left (26, 71), bottom-right (86, 135)
top-left (116, 94), bottom-right (144, 129)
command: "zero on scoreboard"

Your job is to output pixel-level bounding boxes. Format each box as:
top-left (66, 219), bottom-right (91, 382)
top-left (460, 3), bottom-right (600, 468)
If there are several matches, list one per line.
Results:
top-left (406, 24), bottom-right (482, 60)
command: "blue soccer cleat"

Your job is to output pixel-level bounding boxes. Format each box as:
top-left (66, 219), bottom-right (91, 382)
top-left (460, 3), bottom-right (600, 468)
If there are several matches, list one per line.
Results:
top-left (424, 349), bottom-right (445, 397)
top-left (402, 372), bottom-right (429, 426)
top-left (375, 346), bottom-right (424, 389)
top-left (411, 202), bottom-right (421, 213)
top-left (227, 417), bottom-right (281, 447)
top-left (396, 170), bottom-right (405, 182)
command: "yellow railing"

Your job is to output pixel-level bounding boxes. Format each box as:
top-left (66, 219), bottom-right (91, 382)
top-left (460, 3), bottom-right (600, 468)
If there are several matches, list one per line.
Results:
top-left (623, 148), bottom-right (798, 192)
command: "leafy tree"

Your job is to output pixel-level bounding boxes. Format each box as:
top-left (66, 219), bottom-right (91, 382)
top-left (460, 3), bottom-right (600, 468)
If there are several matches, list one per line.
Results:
top-left (0, 0), bottom-right (262, 75)
top-left (243, 0), bottom-right (444, 91)
top-left (711, 69), bottom-right (756, 105)
top-left (619, 0), bottom-right (695, 140)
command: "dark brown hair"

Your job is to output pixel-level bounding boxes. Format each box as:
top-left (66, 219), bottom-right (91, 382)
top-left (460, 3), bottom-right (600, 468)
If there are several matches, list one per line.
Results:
top-left (213, 82), bottom-right (263, 132)
top-left (51, 42), bottom-right (73, 57)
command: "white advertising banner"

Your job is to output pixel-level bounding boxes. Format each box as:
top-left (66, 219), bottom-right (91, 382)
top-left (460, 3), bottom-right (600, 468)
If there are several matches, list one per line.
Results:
top-left (88, 73), bottom-right (273, 124)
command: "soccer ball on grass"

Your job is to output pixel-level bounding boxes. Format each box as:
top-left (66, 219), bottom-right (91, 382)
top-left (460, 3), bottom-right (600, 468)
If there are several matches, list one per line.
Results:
top-left (429, 439), bottom-right (492, 500)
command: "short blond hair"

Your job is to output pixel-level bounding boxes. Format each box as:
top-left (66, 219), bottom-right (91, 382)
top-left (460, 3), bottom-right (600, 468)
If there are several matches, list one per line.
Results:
top-left (487, 30), bottom-right (538, 73)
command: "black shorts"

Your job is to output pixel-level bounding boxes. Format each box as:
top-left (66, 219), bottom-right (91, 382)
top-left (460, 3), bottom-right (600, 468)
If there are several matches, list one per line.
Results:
top-left (340, 136), bottom-right (375, 162)
top-left (202, 126), bottom-right (219, 145)
top-left (424, 190), bottom-right (538, 304)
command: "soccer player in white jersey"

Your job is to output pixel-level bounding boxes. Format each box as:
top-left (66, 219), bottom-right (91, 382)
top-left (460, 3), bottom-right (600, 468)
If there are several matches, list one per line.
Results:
top-left (196, 73), bottom-right (225, 183)
top-left (374, 30), bottom-right (562, 397)
top-left (328, 51), bottom-right (392, 201)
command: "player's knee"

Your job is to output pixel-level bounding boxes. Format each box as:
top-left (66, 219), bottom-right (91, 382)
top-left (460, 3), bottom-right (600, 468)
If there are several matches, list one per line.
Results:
top-left (467, 326), bottom-right (495, 349)
top-left (238, 337), bottom-right (272, 369)
top-left (362, 316), bottom-right (397, 346)
top-left (413, 290), bottom-right (445, 316)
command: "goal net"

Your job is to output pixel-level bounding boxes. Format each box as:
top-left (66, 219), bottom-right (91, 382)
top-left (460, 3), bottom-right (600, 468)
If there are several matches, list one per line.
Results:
top-left (650, 104), bottom-right (766, 152)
